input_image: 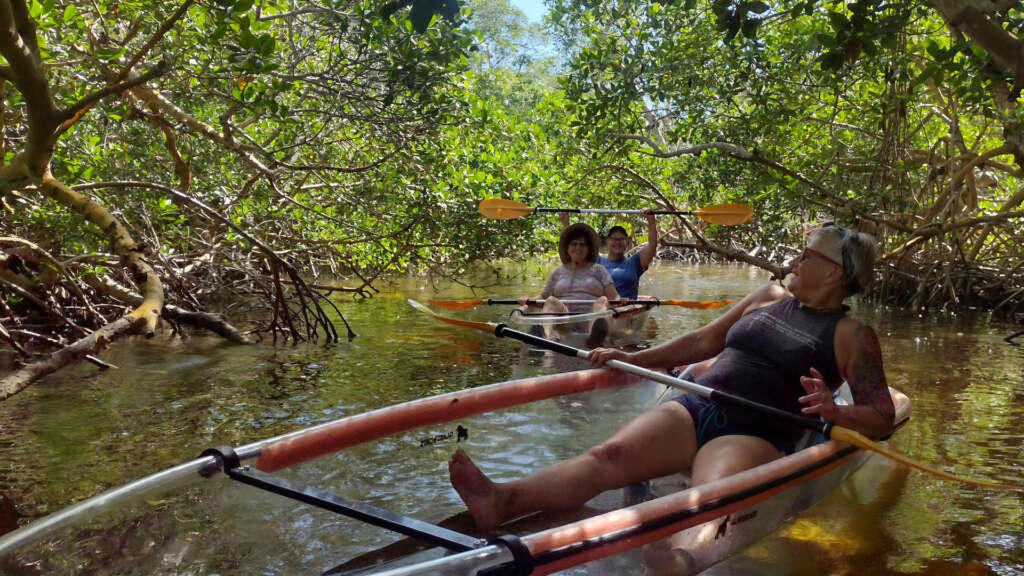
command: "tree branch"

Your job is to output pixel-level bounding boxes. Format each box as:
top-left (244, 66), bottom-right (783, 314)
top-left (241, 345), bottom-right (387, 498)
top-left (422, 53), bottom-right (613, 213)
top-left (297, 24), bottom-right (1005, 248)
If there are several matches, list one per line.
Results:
top-left (59, 60), bottom-right (170, 128)
top-left (114, 0), bottom-right (195, 82)
top-left (612, 133), bottom-right (914, 233)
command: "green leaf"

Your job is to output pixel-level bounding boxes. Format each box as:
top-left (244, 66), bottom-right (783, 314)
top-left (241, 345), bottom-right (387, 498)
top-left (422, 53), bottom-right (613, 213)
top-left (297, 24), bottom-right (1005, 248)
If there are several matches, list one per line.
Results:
top-left (239, 27), bottom-right (256, 49)
top-left (827, 10), bottom-right (848, 30)
top-left (96, 47), bottom-right (125, 61)
top-left (816, 33), bottom-right (837, 49)
top-left (63, 4), bottom-right (79, 23)
top-left (257, 33), bottom-right (276, 56)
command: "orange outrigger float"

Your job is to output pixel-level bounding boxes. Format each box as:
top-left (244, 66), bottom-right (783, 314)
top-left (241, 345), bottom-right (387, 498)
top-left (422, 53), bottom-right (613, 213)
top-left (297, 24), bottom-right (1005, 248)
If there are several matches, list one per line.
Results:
top-left (0, 363), bottom-right (910, 575)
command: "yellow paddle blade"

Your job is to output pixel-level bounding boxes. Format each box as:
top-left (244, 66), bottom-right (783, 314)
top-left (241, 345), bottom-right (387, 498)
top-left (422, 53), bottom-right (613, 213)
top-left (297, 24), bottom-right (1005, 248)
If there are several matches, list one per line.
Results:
top-left (408, 300), bottom-right (498, 333)
top-left (429, 299), bottom-right (489, 311)
top-left (830, 426), bottom-right (1022, 491)
top-left (693, 203), bottom-right (753, 225)
top-left (479, 198), bottom-right (535, 220)
top-left (660, 299), bottom-right (733, 310)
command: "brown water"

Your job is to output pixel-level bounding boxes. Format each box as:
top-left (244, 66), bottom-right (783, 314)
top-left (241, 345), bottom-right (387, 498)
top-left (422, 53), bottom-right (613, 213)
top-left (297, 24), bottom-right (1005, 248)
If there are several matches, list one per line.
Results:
top-left (0, 262), bottom-right (1021, 575)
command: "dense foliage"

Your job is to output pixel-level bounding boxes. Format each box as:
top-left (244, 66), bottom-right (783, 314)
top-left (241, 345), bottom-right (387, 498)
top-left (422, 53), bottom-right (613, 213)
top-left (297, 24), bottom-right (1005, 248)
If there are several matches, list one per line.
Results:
top-left (548, 0), bottom-right (1023, 302)
top-left (1, 0), bottom-right (1022, 395)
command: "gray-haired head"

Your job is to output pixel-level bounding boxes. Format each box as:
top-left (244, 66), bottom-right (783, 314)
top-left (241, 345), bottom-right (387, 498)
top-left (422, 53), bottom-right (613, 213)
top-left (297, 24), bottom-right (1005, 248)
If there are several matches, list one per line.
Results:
top-left (807, 223), bottom-right (877, 296)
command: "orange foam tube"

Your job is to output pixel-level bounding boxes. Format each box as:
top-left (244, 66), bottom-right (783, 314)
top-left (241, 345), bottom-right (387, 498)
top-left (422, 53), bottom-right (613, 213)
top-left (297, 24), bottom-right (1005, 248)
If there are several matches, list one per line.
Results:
top-left (522, 388), bottom-right (910, 572)
top-left (256, 369), bottom-right (643, 472)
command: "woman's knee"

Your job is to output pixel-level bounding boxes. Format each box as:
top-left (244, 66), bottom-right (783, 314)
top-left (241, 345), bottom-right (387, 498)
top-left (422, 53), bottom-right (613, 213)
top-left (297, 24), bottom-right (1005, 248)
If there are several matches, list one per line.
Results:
top-left (586, 437), bottom-right (637, 469)
top-left (543, 296), bottom-right (568, 313)
top-left (691, 435), bottom-right (781, 485)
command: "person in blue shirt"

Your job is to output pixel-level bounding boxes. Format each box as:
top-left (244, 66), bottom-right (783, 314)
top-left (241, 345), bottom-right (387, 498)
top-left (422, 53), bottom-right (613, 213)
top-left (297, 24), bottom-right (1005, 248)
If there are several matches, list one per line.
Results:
top-left (597, 211), bottom-right (659, 300)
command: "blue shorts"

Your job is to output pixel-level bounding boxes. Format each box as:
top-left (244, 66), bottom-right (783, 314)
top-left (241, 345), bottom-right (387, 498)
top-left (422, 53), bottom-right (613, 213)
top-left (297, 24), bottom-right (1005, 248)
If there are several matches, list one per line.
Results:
top-left (672, 394), bottom-right (801, 455)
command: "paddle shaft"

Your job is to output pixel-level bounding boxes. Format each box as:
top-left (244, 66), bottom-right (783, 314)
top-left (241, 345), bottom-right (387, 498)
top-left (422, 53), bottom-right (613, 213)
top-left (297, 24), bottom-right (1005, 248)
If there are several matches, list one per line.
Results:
top-left (490, 299), bottom-right (656, 307)
top-left (493, 324), bottom-right (831, 436)
top-left (534, 207), bottom-right (697, 216)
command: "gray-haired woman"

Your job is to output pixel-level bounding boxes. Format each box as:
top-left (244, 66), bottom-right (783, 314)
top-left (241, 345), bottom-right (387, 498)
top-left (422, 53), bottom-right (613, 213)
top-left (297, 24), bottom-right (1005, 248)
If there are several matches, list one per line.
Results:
top-left (452, 223), bottom-right (894, 535)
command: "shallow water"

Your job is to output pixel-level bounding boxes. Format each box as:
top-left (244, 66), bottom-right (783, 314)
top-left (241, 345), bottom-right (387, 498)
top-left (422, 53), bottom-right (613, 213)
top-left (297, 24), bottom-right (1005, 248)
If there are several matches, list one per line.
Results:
top-left (0, 262), bottom-right (1021, 575)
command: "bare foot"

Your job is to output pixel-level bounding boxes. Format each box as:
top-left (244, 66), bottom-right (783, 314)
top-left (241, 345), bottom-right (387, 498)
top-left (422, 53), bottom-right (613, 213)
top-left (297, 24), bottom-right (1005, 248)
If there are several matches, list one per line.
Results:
top-left (449, 449), bottom-right (504, 531)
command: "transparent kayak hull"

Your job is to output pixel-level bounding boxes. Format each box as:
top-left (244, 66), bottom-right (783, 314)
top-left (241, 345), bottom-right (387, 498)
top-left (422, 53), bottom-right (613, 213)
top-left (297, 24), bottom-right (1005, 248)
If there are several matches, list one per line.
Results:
top-left (0, 368), bottom-right (911, 576)
top-left (509, 303), bottom-right (653, 347)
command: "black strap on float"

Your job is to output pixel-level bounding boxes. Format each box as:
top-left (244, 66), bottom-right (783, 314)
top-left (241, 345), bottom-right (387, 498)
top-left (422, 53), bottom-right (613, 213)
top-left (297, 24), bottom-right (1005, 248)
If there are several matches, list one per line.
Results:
top-left (479, 534), bottom-right (534, 576)
top-left (199, 445), bottom-right (240, 477)
top-left (495, 323), bottom-right (579, 357)
top-left (196, 445), bottom-right (485, 554)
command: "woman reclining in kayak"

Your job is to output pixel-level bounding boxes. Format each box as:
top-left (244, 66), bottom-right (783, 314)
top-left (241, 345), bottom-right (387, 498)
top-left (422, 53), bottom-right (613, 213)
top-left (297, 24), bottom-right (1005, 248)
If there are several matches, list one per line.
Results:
top-left (451, 222), bottom-right (896, 532)
top-left (518, 222), bottom-right (620, 346)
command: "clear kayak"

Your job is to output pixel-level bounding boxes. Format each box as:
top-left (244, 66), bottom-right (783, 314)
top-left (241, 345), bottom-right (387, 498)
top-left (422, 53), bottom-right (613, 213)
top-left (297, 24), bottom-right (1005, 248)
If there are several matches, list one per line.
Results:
top-left (509, 302), bottom-right (654, 347)
top-left (0, 368), bottom-right (911, 575)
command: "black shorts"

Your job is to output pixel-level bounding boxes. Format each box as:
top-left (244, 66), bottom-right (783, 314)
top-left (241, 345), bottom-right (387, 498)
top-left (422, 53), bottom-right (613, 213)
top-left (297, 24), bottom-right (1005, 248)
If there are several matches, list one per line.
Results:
top-left (672, 393), bottom-right (802, 455)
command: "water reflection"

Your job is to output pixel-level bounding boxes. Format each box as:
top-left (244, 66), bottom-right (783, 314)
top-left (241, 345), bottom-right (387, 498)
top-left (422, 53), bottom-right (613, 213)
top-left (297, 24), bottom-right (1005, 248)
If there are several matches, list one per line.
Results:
top-left (0, 262), bottom-right (1022, 574)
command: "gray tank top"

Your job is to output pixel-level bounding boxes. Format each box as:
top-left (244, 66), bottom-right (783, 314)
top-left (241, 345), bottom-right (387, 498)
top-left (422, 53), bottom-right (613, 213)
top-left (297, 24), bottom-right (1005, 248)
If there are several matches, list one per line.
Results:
top-left (695, 297), bottom-right (846, 439)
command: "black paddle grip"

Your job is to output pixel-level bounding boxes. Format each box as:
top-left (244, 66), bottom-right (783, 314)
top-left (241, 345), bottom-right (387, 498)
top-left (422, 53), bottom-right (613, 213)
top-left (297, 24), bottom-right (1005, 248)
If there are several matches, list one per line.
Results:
top-left (533, 207), bottom-right (581, 214)
top-left (494, 324), bottom-right (582, 358)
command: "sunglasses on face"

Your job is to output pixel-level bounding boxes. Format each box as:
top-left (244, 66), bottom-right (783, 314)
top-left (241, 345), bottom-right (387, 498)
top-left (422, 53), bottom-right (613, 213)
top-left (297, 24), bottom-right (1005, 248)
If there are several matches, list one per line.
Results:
top-left (798, 247), bottom-right (842, 268)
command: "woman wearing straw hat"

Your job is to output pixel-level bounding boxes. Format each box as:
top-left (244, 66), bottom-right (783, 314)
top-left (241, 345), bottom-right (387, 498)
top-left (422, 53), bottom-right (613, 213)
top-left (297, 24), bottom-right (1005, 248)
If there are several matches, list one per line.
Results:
top-left (518, 222), bottom-right (621, 346)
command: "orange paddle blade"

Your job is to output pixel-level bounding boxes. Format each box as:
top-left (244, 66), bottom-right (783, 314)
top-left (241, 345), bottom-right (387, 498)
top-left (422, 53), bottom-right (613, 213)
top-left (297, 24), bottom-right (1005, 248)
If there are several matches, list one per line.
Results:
top-left (693, 203), bottom-right (753, 225)
top-left (409, 300), bottom-right (498, 333)
top-left (829, 427), bottom-right (1022, 491)
top-left (478, 198), bottom-right (534, 220)
top-left (429, 299), bottom-right (489, 310)
top-left (660, 299), bottom-right (733, 310)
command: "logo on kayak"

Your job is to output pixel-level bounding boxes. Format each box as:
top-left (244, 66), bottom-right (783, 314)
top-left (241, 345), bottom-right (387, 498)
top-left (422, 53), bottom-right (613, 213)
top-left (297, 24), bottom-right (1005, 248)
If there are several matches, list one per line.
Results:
top-left (714, 510), bottom-right (758, 539)
top-left (418, 425), bottom-right (469, 447)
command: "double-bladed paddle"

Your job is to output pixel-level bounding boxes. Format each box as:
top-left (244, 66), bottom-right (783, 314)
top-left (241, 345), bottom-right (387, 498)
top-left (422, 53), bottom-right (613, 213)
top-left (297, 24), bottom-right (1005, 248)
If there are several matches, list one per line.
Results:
top-left (478, 199), bottom-right (753, 226)
top-left (408, 299), bottom-right (1021, 491)
top-left (428, 298), bottom-right (732, 311)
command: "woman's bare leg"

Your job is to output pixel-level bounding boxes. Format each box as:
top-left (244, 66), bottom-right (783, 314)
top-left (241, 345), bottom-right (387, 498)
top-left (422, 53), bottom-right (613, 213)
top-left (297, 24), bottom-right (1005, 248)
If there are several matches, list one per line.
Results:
top-left (643, 435), bottom-right (782, 575)
top-left (585, 296), bottom-right (610, 346)
top-left (690, 435), bottom-right (782, 485)
top-left (542, 296), bottom-right (570, 340)
top-left (450, 401), bottom-right (698, 531)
